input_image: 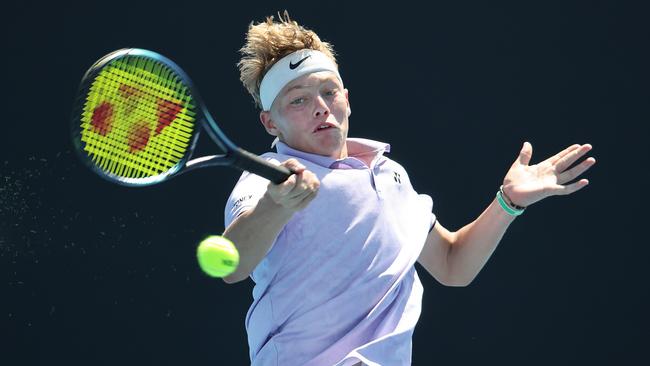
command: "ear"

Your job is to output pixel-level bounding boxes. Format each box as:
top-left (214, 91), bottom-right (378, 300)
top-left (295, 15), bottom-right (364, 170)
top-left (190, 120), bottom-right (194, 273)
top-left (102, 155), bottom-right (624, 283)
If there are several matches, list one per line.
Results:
top-left (259, 110), bottom-right (280, 137)
top-left (344, 88), bottom-right (351, 117)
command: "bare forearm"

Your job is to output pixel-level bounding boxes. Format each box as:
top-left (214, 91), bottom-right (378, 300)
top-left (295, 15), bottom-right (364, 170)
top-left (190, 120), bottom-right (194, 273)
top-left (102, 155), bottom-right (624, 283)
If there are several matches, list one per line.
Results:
top-left (222, 194), bottom-right (296, 284)
top-left (221, 160), bottom-right (319, 283)
top-left (439, 142), bottom-right (595, 286)
top-left (446, 197), bottom-right (516, 285)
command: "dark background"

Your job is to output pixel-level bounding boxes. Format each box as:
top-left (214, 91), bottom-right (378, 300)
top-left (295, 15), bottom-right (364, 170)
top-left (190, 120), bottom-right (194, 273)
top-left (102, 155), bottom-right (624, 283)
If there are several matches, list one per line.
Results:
top-left (1, 1), bottom-right (647, 365)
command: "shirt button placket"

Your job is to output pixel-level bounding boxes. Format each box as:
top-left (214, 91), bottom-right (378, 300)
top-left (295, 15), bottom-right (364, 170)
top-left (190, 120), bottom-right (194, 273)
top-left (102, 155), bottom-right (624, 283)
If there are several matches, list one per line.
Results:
top-left (371, 166), bottom-right (382, 198)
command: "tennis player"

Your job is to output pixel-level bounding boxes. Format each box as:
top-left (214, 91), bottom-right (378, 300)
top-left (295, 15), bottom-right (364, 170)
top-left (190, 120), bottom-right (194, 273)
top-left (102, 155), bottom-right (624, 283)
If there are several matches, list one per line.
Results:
top-left (222, 12), bottom-right (595, 366)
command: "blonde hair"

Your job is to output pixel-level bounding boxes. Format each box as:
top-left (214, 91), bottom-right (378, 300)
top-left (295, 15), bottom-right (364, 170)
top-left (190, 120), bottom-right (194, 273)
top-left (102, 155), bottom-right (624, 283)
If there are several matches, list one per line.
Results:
top-left (238, 11), bottom-right (337, 109)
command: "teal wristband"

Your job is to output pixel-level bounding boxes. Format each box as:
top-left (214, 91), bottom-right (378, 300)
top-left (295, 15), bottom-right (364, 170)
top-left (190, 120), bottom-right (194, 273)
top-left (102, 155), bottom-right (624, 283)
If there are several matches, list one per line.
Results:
top-left (496, 190), bottom-right (525, 216)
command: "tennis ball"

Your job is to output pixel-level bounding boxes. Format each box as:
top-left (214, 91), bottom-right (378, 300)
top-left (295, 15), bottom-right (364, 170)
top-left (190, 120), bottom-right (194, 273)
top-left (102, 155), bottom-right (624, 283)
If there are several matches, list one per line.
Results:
top-left (196, 236), bottom-right (239, 278)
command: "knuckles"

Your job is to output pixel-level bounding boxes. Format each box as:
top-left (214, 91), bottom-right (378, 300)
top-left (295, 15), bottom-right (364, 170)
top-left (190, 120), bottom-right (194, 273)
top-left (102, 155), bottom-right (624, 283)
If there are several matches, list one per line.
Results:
top-left (266, 168), bottom-right (320, 209)
top-left (281, 158), bottom-right (305, 172)
top-left (300, 171), bottom-right (320, 191)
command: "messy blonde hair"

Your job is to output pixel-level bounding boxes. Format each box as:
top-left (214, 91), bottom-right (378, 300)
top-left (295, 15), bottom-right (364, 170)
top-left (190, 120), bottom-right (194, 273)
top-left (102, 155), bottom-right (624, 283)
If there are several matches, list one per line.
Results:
top-left (238, 11), bottom-right (337, 109)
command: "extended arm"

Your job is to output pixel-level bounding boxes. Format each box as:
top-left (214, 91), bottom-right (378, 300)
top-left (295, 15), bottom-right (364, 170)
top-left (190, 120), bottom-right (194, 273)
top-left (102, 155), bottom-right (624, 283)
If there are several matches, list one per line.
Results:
top-left (418, 142), bottom-right (596, 286)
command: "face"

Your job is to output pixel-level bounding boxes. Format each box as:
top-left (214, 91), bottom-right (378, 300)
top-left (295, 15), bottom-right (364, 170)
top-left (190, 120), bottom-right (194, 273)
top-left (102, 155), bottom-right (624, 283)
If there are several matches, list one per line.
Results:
top-left (260, 71), bottom-right (350, 159)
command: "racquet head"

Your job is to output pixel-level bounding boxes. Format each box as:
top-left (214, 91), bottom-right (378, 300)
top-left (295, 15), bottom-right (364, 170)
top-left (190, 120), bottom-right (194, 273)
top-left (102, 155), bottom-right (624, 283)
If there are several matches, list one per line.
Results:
top-left (71, 49), bottom-right (208, 186)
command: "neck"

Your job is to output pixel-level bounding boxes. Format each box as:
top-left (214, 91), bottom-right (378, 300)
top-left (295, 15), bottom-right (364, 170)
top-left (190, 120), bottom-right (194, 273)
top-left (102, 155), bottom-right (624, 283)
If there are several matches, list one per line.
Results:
top-left (335, 143), bottom-right (348, 160)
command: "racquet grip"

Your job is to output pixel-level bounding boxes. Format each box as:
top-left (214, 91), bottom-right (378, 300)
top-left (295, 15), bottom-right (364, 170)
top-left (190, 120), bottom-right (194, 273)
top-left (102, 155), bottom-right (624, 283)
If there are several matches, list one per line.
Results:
top-left (232, 148), bottom-right (293, 184)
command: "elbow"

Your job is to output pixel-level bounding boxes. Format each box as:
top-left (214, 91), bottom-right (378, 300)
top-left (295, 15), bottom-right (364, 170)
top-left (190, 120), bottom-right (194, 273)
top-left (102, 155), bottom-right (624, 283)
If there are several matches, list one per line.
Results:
top-left (441, 278), bottom-right (472, 287)
top-left (431, 265), bottom-right (473, 287)
top-left (222, 277), bottom-right (237, 285)
top-left (222, 271), bottom-right (249, 284)
top-left (222, 275), bottom-right (243, 285)
top-left (439, 272), bottom-right (476, 287)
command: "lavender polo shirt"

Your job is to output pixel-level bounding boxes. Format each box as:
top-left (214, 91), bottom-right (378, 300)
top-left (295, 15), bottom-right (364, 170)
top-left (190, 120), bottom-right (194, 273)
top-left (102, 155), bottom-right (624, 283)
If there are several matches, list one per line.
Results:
top-left (224, 138), bottom-right (436, 366)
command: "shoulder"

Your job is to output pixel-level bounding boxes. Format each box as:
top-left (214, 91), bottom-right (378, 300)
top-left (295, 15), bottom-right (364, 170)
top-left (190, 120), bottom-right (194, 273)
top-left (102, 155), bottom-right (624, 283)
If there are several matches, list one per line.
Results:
top-left (378, 155), bottom-right (411, 178)
top-left (259, 152), bottom-right (283, 163)
top-left (223, 152), bottom-right (281, 227)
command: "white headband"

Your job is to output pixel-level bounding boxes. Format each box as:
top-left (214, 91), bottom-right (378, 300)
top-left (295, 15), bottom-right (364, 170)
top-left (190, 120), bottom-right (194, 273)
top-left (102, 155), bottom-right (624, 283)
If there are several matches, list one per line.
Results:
top-left (259, 49), bottom-right (342, 111)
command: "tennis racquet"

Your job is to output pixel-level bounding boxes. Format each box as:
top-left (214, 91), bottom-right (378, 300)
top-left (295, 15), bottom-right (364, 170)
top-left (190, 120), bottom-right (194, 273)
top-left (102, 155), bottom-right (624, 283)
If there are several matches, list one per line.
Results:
top-left (70, 48), bottom-right (292, 186)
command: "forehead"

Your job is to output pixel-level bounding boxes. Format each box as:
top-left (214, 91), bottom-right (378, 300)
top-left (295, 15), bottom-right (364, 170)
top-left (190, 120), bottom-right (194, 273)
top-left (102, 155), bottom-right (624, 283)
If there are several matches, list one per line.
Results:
top-left (280, 71), bottom-right (343, 95)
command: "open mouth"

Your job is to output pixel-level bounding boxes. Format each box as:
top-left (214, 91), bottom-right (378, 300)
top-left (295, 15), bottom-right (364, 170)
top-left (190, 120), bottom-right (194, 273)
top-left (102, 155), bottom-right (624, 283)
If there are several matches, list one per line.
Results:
top-left (314, 123), bottom-right (336, 132)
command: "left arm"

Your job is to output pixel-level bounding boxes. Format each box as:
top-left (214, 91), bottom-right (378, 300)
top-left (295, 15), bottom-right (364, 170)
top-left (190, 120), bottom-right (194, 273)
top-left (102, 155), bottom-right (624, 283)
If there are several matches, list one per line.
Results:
top-left (418, 142), bottom-right (596, 286)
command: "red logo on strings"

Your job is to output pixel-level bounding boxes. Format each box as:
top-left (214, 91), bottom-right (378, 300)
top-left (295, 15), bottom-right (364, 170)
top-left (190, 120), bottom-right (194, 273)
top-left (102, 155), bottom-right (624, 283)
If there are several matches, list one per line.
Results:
top-left (90, 102), bottom-right (114, 136)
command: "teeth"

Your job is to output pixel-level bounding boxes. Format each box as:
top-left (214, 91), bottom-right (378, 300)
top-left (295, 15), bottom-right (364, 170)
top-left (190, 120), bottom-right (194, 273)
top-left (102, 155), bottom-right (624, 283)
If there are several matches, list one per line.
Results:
top-left (318, 125), bottom-right (329, 130)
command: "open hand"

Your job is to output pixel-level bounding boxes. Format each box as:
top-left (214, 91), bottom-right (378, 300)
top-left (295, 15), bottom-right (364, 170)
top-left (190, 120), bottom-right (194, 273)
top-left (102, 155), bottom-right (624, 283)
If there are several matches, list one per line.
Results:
top-left (502, 142), bottom-right (596, 207)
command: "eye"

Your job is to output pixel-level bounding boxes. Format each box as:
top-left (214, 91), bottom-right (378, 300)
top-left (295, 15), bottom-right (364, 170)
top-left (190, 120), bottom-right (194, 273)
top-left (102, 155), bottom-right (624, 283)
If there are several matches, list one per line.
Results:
top-left (290, 97), bottom-right (305, 105)
top-left (324, 89), bottom-right (336, 97)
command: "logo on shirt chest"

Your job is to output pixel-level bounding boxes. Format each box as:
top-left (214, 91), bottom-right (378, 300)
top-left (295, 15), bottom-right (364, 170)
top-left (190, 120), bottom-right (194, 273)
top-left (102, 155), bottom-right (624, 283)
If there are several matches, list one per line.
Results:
top-left (393, 171), bottom-right (401, 184)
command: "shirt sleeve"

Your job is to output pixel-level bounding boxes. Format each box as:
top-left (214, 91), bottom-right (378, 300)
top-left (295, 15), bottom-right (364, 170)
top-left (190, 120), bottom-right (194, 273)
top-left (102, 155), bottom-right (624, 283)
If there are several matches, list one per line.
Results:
top-left (223, 154), bottom-right (281, 229)
top-left (418, 193), bottom-right (437, 233)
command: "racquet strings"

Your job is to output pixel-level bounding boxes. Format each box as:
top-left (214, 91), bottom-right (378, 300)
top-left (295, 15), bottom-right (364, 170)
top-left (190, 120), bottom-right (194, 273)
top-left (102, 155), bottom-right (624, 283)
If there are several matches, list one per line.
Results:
top-left (78, 55), bottom-right (197, 181)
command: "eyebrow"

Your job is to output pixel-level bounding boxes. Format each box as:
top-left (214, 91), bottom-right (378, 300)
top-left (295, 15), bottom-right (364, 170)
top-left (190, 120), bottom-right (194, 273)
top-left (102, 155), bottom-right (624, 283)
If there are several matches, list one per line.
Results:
top-left (285, 84), bottom-right (310, 93)
top-left (284, 78), bottom-right (341, 94)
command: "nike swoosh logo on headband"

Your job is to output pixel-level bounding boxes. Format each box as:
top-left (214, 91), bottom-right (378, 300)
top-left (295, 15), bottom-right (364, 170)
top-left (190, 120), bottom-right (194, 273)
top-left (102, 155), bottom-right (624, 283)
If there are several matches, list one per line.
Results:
top-left (289, 55), bottom-right (311, 69)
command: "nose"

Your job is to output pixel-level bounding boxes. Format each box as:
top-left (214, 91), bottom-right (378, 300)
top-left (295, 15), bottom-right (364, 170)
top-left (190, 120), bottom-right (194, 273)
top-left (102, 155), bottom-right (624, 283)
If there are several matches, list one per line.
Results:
top-left (313, 96), bottom-right (330, 118)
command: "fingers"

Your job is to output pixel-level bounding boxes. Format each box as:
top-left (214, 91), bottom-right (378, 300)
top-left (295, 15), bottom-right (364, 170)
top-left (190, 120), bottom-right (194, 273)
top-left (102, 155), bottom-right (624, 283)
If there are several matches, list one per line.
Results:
top-left (548, 144), bottom-right (581, 165)
top-left (557, 156), bottom-right (596, 184)
top-left (273, 159), bottom-right (306, 196)
top-left (555, 144), bottom-right (593, 172)
top-left (284, 170), bottom-right (320, 209)
top-left (273, 174), bottom-right (297, 197)
top-left (266, 159), bottom-right (320, 210)
top-left (549, 179), bottom-right (590, 196)
top-left (284, 170), bottom-right (316, 200)
top-left (282, 158), bottom-right (306, 175)
top-left (293, 185), bottom-right (319, 210)
top-left (517, 142), bottom-right (533, 166)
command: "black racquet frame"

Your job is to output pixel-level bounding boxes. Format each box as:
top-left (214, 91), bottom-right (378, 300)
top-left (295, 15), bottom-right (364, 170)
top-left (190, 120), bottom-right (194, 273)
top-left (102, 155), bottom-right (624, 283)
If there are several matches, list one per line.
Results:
top-left (71, 48), bottom-right (292, 186)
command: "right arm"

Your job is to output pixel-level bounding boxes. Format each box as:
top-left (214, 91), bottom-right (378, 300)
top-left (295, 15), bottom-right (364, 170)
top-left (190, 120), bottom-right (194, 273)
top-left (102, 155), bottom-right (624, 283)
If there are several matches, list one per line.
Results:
top-left (222, 159), bottom-right (320, 284)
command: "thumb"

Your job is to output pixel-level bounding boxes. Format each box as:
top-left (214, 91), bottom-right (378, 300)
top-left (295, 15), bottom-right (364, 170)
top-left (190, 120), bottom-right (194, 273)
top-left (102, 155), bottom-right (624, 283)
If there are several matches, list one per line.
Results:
top-left (277, 174), bottom-right (298, 195)
top-left (517, 141), bottom-right (533, 166)
top-left (282, 158), bottom-right (306, 174)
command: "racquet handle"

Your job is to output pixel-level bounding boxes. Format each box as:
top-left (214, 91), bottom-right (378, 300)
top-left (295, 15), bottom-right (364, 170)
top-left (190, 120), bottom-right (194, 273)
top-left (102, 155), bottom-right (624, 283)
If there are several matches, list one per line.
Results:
top-left (232, 148), bottom-right (293, 184)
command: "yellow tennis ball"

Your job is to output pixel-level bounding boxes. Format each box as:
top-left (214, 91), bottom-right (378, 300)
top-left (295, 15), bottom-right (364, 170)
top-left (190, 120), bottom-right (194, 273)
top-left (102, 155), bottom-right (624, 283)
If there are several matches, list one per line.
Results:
top-left (196, 235), bottom-right (239, 278)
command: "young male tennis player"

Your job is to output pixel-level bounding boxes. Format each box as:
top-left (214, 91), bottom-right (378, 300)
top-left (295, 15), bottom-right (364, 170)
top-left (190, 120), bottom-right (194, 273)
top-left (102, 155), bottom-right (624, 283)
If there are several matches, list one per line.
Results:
top-left (222, 12), bottom-right (596, 366)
